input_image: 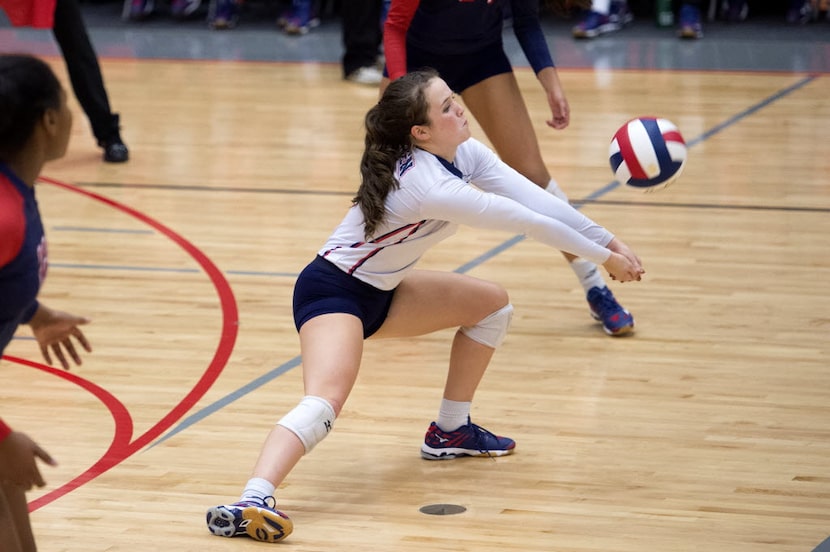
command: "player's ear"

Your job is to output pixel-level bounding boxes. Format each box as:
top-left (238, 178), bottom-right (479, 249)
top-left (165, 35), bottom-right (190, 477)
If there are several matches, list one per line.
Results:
top-left (410, 124), bottom-right (429, 142)
top-left (41, 107), bottom-right (59, 137)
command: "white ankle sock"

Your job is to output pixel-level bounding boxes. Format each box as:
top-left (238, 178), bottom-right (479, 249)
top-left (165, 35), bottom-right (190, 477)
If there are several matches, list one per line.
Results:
top-left (570, 258), bottom-right (606, 293)
top-left (242, 477), bottom-right (275, 502)
top-left (594, 0), bottom-right (611, 15)
top-left (545, 178), bottom-right (569, 203)
top-left (543, 179), bottom-right (606, 293)
top-left (436, 399), bottom-right (471, 432)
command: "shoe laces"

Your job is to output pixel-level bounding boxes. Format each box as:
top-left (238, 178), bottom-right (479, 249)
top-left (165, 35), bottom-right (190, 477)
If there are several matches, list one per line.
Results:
top-left (469, 422), bottom-right (501, 460)
top-left (589, 288), bottom-right (619, 315)
top-left (579, 10), bottom-right (603, 28)
top-left (240, 495), bottom-right (277, 509)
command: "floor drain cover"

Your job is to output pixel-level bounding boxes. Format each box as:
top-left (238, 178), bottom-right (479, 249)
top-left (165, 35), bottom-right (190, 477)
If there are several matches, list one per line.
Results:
top-left (419, 504), bottom-right (467, 516)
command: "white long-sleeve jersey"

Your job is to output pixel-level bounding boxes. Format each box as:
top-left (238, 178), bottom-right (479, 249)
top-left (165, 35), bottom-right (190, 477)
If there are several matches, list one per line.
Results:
top-left (320, 138), bottom-right (614, 291)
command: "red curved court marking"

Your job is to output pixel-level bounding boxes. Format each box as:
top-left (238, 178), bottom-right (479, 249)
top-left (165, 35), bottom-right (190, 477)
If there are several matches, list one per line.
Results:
top-left (18, 176), bottom-right (239, 511)
top-left (3, 356), bottom-right (134, 511)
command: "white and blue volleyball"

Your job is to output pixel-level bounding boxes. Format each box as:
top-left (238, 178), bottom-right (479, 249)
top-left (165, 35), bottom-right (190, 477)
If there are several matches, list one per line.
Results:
top-left (609, 117), bottom-right (687, 191)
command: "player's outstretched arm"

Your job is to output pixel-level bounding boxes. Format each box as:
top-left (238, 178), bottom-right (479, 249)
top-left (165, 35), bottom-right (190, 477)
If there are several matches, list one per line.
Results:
top-left (27, 304), bottom-right (92, 370)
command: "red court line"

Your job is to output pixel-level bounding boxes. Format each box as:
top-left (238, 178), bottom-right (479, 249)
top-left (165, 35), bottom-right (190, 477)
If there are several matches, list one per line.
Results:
top-left (3, 356), bottom-right (134, 511)
top-left (16, 176), bottom-right (239, 511)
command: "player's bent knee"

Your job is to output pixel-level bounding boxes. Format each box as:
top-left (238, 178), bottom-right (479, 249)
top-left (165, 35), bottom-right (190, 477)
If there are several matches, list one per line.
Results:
top-left (478, 279), bottom-right (509, 308)
top-left (460, 303), bottom-right (514, 348)
top-left (277, 395), bottom-right (336, 453)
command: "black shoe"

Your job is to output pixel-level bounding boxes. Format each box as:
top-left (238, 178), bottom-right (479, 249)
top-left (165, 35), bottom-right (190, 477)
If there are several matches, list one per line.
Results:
top-left (103, 139), bottom-right (129, 163)
top-left (97, 113), bottom-right (129, 163)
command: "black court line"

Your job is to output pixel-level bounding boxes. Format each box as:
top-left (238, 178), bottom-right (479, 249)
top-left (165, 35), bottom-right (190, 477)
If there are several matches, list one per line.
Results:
top-left (75, 181), bottom-right (354, 196)
top-left (70, 187), bottom-right (827, 215)
top-left (574, 199), bottom-right (830, 214)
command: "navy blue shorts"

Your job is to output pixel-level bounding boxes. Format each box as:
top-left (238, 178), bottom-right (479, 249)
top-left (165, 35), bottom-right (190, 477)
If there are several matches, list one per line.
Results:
top-left (406, 40), bottom-right (513, 93)
top-left (0, 318), bottom-right (20, 357)
top-left (292, 256), bottom-right (395, 339)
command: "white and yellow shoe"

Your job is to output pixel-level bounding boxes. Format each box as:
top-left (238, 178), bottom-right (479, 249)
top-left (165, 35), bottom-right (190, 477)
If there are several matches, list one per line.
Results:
top-left (206, 497), bottom-right (293, 543)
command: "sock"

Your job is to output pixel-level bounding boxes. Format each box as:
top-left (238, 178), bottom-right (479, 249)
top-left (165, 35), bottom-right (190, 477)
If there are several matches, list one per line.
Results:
top-left (436, 399), bottom-right (471, 433)
top-left (241, 477), bottom-right (275, 502)
top-left (594, 0), bottom-right (612, 14)
top-left (543, 180), bottom-right (607, 293)
top-left (570, 257), bottom-right (606, 293)
top-left (545, 178), bottom-right (569, 203)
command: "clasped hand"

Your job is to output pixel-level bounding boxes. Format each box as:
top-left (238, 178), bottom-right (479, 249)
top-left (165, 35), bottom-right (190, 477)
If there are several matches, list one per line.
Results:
top-left (603, 238), bottom-right (645, 283)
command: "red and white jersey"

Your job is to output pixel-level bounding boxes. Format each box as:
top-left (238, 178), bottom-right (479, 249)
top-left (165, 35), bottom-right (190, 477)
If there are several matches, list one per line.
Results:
top-left (320, 138), bottom-right (613, 291)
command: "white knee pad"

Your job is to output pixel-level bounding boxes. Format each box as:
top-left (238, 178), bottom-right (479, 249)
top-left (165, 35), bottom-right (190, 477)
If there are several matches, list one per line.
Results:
top-left (545, 178), bottom-right (570, 203)
top-left (460, 304), bottom-right (514, 349)
top-left (277, 395), bottom-right (336, 454)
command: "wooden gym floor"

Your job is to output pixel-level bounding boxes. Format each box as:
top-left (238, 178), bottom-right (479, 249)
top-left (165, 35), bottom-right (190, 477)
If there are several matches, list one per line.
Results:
top-left (1, 8), bottom-right (829, 552)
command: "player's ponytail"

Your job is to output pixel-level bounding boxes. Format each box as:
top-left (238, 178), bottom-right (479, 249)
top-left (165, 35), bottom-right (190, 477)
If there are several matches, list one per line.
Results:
top-left (354, 69), bottom-right (438, 239)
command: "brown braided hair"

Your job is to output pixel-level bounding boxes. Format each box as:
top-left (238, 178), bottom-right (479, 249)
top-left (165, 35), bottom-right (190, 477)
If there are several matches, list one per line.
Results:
top-left (353, 68), bottom-right (438, 239)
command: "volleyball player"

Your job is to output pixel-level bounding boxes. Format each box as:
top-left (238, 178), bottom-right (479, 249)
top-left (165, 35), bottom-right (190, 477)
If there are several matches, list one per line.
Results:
top-left (206, 69), bottom-right (644, 543)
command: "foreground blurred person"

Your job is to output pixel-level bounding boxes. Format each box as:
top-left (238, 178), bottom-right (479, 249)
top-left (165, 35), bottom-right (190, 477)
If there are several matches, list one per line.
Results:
top-left (0, 54), bottom-right (93, 552)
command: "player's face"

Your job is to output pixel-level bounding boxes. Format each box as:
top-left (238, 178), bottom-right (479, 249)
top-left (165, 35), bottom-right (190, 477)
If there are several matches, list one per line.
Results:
top-left (422, 78), bottom-right (470, 148)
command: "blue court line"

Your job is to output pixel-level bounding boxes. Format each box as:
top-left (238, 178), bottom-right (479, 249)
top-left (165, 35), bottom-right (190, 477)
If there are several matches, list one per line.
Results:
top-left (454, 234), bottom-right (526, 274)
top-left (51, 263), bottom-right (201, 274)
top-left (140, 74), bottom-right (818, 446)
top-left (8, 267), bottom-right (297, 345)
top-left (149, 357), bottom-right (302, 448)
top-left (226, 270), bottom-right (299, 278)
top-left (52, 226), bottom-right (154, 234)
top-left (49, 262), bottom-right (298, 278)
top-left (685, 75), bottom-right (817, 148)
top-left (814, 536), bottom-right (830, 552)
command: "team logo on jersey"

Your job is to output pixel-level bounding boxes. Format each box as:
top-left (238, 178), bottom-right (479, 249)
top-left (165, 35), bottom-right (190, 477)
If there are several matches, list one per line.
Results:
top-left (398, 152), bottom-right (415, 178)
